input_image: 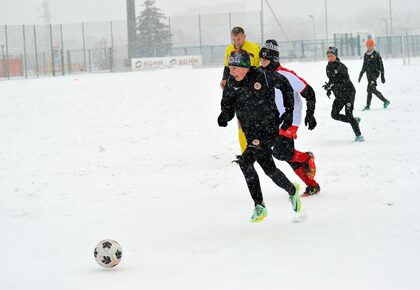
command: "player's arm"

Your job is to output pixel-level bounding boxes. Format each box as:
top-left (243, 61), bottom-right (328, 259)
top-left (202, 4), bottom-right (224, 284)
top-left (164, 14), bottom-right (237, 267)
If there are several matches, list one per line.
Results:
top-left (378, 53), bottom-right (385, 83)
top-left (220, 47), bottom-right (231, 89)
top-left (222, 66), bottom-right (230, 81)
top-left (218, 80), bottom-right (236, 126)
top-left (301, 85), bottom-right (316, 112)
top-left (273, 74), bottom-right (294, 109)
top-left (301, 85), bottom-right (317, 130)
top-left (272, 74), bottom-right (294, 130)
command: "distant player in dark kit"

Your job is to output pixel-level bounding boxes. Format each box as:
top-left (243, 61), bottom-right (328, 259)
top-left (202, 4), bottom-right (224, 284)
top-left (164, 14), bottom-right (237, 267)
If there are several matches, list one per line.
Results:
top-left (358, 38), bottom-right (390, 111)
top-left (259, 39), bottom-right (320, 197)
top-left (323, 46), bottom-right (365, 142)
top-left (217, 49), bottom-right (301, 223)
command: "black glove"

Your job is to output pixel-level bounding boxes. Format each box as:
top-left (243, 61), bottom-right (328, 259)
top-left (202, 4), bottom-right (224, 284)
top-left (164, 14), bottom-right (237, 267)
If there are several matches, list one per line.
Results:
top-left (381, 75), bottom-right (386, 84)
top-left (279, 109), bottom-right (293, 130)
top-left (358, 72), bottom-right (363, 83)
top-left (326, 90), bottom-right (331, 98)
top-left (217, 114), bottom-right (228, 127)
top-left (304, 111), bottom-right (317, 130)
top-left (323, 82), bottom-right (333, 98)
top-left (322, 82), bottom-right (332, 90)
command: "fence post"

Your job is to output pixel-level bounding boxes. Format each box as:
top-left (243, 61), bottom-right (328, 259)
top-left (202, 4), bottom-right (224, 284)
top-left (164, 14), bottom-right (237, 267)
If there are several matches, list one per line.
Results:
top-left (228, 13), bottom-right (232, 32)
top-left (198, 15), bottom-right (203, 56)
top-left (406, 29), bottom-right (411, 65)
top-left (110, 21), bottom-right (114, 71)
top-left (33, 25), bottom-right (39, 77)
top-left (411, 34), bottom-right (415, 58)
top-left (42, 52), bottom-right (46, 75)
top-left (88, 49), bottom-right (92, 72)
top-left (67, 50), bottom-right (72, 74)
top-left (127, 0), bottom-right (137, 60)
top-left (401, 35), bottom-right (406, 65)
top-left (22, 25), bottom-right (28, 78)
top-left (5, 25), bottom-right (10, 79)
top-left (389, 36), bottom-right (393, 57)
top-left (0, 44), bottom-right (4, 78)
top-left (82, 22), bottom-right (87, 71)
top-left (168, 17), bottom-right (172, 56)
top-left (49, 24), bottom-right (55, 76)
top-left (60, 24), bottom-right (65, 75)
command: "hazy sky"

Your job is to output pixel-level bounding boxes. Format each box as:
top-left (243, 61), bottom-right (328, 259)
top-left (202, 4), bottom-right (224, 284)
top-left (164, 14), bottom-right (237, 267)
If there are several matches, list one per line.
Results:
top-left (0, 0), bottom-right (419, 26)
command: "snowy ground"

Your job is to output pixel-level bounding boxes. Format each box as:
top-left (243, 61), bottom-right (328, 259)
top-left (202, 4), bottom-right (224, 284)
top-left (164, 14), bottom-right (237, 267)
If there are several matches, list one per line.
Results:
top-left (1, 57), bottom-right (419, 290)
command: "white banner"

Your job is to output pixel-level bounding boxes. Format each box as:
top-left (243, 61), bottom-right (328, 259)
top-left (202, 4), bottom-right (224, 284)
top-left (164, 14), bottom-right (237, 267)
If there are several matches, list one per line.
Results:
top-left (131, 55), bottom-right (202, 71)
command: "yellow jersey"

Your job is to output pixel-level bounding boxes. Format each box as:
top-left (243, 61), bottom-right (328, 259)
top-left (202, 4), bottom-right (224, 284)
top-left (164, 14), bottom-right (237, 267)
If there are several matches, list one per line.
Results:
top-left (224, 40), bottom-right (261, 67)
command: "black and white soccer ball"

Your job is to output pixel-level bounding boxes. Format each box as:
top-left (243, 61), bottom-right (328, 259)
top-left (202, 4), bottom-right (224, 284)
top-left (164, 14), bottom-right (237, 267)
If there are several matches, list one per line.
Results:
top-left (94, 239), bottom-right (123, 268)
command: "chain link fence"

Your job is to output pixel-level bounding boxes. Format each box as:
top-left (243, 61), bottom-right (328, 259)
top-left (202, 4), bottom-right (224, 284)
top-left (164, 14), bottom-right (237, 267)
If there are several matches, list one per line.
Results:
top-left (1, 11), bottom-right (420, 80)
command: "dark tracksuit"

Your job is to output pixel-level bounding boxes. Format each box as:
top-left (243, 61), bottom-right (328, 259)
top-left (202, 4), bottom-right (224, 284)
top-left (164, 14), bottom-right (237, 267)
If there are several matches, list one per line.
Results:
top-left (359, 50), bottom-right (388, 107)
top-left (326, 58), bottom-right (362, 137)
top-left (218, 67), bottom-right (295, 205)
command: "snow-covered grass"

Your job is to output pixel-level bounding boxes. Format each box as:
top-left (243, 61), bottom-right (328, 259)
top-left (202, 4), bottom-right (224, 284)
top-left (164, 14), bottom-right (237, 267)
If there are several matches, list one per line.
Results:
top-left (1, 57), bottom-right (419, 290)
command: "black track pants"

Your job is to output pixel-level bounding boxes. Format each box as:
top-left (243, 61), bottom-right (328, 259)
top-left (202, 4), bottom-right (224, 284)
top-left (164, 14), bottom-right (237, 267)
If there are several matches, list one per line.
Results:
top-left (366, 80), bottom-right (388, 107)
top-left (331, 96), bottom-right (362, 137)
top-left (237, 144), bottom-right (295, 205)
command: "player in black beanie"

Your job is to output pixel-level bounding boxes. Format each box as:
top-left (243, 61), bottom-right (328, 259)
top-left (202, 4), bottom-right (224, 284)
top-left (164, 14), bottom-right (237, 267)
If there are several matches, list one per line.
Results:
top-left (259, 39), bottom-right (321, 197)
top-left (324, 46), bottom-right (364, 142)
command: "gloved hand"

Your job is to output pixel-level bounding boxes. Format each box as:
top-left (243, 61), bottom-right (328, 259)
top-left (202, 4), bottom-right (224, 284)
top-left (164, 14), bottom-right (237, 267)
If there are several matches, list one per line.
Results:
top-left (323, 82), bottom-right (333, 98)
top-left (358, 72), bottom-right (363, 83)
top-left (279, 109), bottom-right (293, 130)
top-left (381, 75), bottom-right (386, 84)
top-left (322, 82), bottom-right (333, 91)
top-left (217, 114), bottom-right (228, 127)
top-left (304, 111), bottom-right (317, 130)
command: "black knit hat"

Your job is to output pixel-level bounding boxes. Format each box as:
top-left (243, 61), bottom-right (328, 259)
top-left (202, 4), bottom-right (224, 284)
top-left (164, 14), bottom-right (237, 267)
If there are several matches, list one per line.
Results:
top-left (259, 39), bottom-right (280, 63)
top-left (326, 46), bottom-right (338, 56)
top-left (228, 50), bottom-right (251, 68)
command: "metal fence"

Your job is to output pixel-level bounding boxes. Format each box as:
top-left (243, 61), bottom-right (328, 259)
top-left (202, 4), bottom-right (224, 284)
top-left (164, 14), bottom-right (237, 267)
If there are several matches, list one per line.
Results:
top-left (0, 21), bottom-right (131, 79)
top-left (1, 11), bottom-right (420, 80)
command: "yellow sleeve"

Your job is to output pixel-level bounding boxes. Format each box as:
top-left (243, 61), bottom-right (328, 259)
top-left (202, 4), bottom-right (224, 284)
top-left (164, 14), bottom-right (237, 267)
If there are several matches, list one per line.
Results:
top-left (252, 44), bottom-right (261, 67)
top-left (242, 41), bottom-right (261, 67)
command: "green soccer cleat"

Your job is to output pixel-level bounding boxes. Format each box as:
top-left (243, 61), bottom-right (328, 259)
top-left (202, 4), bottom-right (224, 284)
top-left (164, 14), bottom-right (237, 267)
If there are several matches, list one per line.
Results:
top-left (250, 204), bottom-right (268, 223)
top-left (384, 100), bottom-right (391, 109)
top-left (289, 183), bottom-right (302, 213)
top-left (354, 135), bottom-right (365, 142)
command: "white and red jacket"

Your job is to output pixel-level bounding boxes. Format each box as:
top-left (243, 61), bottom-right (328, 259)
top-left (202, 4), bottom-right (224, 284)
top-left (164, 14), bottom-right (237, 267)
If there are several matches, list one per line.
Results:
top-left (274, 65), bottom-right (309, 127)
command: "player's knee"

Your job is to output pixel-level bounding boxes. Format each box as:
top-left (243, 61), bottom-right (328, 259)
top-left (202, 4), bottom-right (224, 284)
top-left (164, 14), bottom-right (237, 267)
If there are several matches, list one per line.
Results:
top-left (238, 159), bottom-right (253, 174)
top-left (273, 145), bottom-right (292, 161)
top-left (261, 165), bottom-right (276, 177)
top-left (331, 111), bottom-right (339, 120)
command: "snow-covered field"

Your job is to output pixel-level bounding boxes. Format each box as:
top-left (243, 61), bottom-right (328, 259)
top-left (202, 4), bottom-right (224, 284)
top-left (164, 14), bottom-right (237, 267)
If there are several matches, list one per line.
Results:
top-left (1, 57), bottom-right (419, 290)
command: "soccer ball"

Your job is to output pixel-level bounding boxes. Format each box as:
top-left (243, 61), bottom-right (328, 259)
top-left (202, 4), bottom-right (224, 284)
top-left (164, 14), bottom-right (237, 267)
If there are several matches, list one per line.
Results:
top-left (94, 239), bottom-right (123, 268)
